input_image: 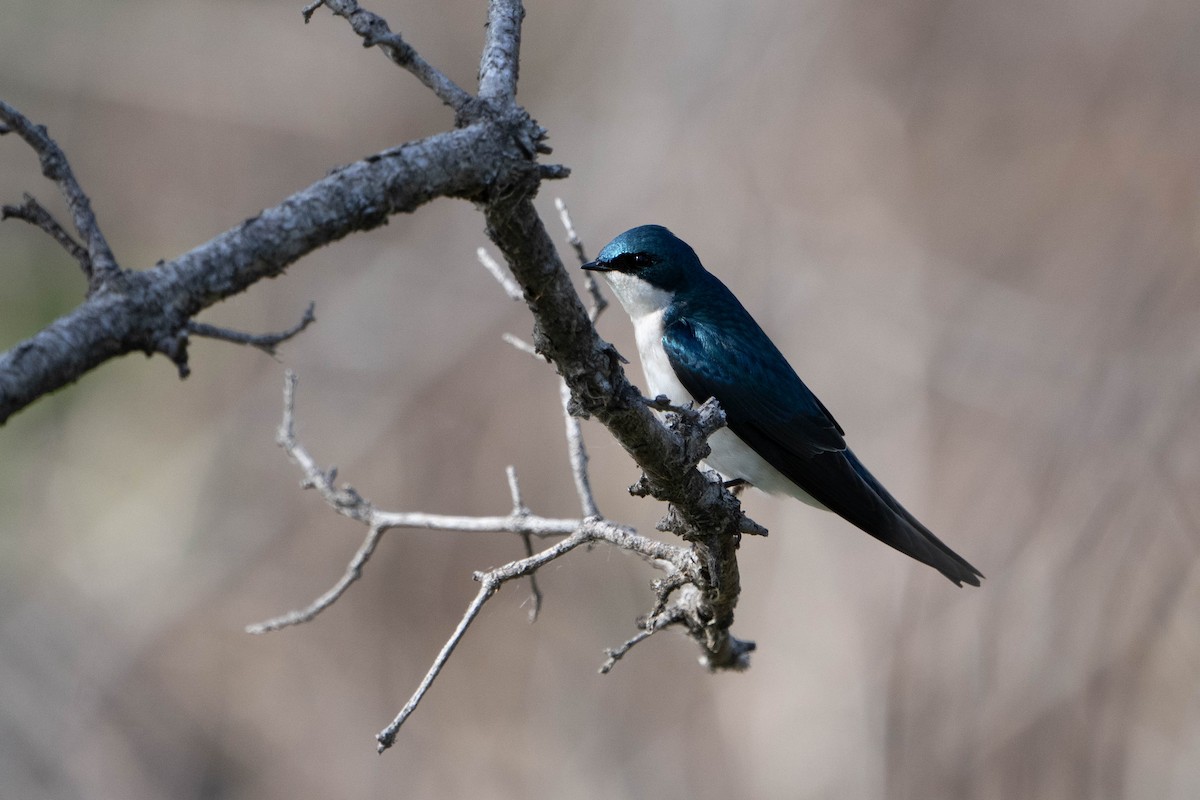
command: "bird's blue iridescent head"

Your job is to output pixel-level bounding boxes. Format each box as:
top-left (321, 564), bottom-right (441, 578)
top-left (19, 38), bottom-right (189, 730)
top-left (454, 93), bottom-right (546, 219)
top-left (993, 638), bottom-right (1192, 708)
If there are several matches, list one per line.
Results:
top-left (582, 225), bottom-right (703, 292)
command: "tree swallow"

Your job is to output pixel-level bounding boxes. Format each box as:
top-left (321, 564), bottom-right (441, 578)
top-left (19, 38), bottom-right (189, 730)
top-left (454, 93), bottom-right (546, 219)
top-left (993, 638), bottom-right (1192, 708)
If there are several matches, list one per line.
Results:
top-left (582, 225), bottom-right (982, 586)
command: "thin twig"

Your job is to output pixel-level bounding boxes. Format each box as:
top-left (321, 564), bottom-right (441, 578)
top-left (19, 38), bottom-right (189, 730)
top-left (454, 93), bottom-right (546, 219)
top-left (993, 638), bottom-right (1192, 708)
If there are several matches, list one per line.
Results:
top-left (478, 247), bottom-right (523, 301)
top-left (488, 218), bottom-right (601, 521)
top-left (246, 523), bottom-right (386, 633)
top-left (273, 373), bottom-right (579, 534)
top-left (501, 332), bottom-right (539, 357)
top-left (305, 0), bottom-right (474, 113)
top-left (247, 372), bottom-right (585, 633)
top-left (2, 193), bottom-right (91, 274)
top-left (481, 246), bottom-right (540, 358)
top-left (0, 100), bottom-right (118, 283)
top-left (263, 371), bottom-right (702, 749)
top-left (187, 303), bottom-right (316, 356)
top-left (649, 572), bottom-right (689, 617)
top-left (551, 200), bottom-right (603, 518)
top-left (555, 197), bottom-right (606, 321)
top-left (554, 198), bottom-right (588, 265)
top-left (370, 509), bottom-right (580, 536)
top-left (560, 380), bottom-right (600, 519)
top-left (507, 465), bottom-right (543, 622)
top-left (599, 606), bottom-right (685, 674)
top-left (480, 245), bottom-right (539, 356)
top-left (376, 575), bottom-right (497, 751)
top-left (506, 464), bottom-right (528, 515)
top-left (519, 530), bottom-right (541, 622)
top-left (377, 524), bottom-right (609, 750)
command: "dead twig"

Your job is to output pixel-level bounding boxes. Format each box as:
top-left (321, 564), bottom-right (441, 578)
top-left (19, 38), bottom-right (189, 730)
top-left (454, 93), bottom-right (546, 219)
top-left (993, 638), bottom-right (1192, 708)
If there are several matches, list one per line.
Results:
top-left (187, 303), bottom-right (316, 357)
top-left (0, 100), bottom-right (118, 285)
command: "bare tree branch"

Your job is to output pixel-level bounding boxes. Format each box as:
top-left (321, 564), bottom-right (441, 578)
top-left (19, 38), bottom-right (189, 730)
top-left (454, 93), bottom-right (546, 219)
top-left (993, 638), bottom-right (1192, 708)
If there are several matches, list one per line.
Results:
top-left (600, 604), bottom-right (686, 674)
top-left (187, 303), bottom-right (317, 357)
top-left (0, 100), bottom-right (117, 285)
top-left (245, 370), bottom-right (596, 634)
top-left (1, 193), bottom-right (91, 274)
top-left (555, 197), bottom-right (606, 320)
top-left (374, 515), bottom-right (705, 751)
top-left (375, 571), bottom-right (498, 750)
top-left (506, 465), bottom-right (544, 622)
top-left (246, 521), bottom-right (386, 634)
top-left (0, 0), bottom-right (569, 422)
top-left (302, 0), bottom-right (474, 113)
top-left (561, 380), bottom-right (600, 519)
top-left (554, 198), bottom-right (588, 264)
top-left (248, 354), bottom-right (756, 746)
top-left (249, 370), bottom-right (703, 749)
top-left (0, 119), bottom-right (565, 423)
top-left (501, 331), bottom-right (539, 357)
top-left (478, 0), bottom-right (524, 104)
top-left (477, 246), bottom-right (524, 301)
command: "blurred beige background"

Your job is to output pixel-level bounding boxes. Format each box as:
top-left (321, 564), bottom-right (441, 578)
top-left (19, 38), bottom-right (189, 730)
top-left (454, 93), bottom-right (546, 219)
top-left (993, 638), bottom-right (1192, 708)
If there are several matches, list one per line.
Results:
top-left (2, 0), bottom-right (1198, 797)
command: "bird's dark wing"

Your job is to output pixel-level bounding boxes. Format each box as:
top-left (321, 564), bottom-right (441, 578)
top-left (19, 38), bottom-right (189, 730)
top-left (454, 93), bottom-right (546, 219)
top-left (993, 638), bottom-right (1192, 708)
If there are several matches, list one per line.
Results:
top-left (661, 314), bottom-right (846, 456)
top-left (838, 448), bottom-right (984, 585)
top-left (662, 312), bottom-right (983, 587)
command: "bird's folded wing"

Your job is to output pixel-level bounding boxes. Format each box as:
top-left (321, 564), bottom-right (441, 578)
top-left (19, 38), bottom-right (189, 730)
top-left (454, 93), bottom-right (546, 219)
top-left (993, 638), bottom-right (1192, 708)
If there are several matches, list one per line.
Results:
top-left (662, 313), bottom-right (982, 586)
top-left (662, 315), bottom-right (846, 456)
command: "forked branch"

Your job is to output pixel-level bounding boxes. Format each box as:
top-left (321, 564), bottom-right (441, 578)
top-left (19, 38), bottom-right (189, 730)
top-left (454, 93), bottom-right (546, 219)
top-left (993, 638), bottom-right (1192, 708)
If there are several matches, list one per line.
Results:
top-left (0, 100), bottom-right (117, 285)
top-left (302, 0), bottom-right (474, 113)
top-left (249, 371), bottom-right (699, 751)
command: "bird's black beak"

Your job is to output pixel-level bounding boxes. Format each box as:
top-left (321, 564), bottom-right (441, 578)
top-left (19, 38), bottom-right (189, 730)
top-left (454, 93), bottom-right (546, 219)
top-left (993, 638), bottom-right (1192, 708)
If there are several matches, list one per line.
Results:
top-left (580, 259), bottom-right (609, 272)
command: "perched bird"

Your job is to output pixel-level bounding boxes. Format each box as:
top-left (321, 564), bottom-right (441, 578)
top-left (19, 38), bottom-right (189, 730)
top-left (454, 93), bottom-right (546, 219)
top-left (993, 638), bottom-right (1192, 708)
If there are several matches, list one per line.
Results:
top-left (582, 225), bottom-right (982, 586)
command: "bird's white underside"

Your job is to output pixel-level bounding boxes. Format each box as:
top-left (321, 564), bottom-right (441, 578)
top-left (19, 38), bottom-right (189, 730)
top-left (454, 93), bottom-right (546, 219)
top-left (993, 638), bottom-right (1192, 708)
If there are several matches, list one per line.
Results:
top-left (603, 271), bottom-right (828, 510)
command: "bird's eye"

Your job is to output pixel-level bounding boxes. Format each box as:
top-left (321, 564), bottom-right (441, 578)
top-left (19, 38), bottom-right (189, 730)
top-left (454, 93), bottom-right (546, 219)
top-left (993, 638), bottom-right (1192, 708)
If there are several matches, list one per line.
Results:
top-left (611, 252), bottom-right (654, 272)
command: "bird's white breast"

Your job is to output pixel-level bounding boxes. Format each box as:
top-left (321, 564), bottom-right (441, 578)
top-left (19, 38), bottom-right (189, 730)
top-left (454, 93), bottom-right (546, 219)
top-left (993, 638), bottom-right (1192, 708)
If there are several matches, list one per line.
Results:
top-left (602, 271), bottom-right (695, 404)
top-left (619, 288), bottom-right (826, 510)
top-left (633, 308), bottom-right (693, 405)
